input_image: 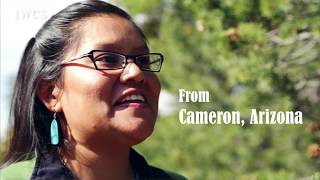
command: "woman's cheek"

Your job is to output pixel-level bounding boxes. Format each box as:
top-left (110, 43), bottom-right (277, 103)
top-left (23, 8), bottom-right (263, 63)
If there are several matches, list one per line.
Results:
top-left (148, 74), bottom-right (161, 113)
top-left (60, 69), bottom-right (116, 125)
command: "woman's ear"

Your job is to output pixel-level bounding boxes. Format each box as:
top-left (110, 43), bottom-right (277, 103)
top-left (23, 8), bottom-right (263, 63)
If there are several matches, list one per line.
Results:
top-left (37, 81), bottom-right (63, 112)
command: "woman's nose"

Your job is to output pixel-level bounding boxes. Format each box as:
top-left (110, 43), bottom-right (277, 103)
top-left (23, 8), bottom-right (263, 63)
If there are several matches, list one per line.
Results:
top-left (120, 62), bottom-right (145, 83)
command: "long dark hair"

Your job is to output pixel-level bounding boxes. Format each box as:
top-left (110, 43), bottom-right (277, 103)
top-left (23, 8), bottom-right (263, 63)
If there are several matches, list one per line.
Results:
top-left (1, 0), bottom-right (146, 168)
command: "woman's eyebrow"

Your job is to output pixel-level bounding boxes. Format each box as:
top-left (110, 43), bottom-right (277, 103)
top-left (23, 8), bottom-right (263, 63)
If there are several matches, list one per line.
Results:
top-left (93, 43), bottom-right (118, 50)
top-left (93, 43), bottom-right (148, 52)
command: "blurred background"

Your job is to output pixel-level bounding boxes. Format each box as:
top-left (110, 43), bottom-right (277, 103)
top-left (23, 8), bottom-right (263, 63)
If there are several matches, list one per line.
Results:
top-left (1, 0), bottom-right (320, 179)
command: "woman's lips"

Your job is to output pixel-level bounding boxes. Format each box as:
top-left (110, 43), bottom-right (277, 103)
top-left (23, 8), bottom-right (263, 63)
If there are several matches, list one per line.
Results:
top-left (114, 100), bottom-right (146, 108)
top-left (113, 91), bottom-right (148, 109)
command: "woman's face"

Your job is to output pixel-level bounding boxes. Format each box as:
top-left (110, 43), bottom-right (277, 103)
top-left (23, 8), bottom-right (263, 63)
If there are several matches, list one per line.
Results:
top-left (58, 15), bottom-right (161, 148)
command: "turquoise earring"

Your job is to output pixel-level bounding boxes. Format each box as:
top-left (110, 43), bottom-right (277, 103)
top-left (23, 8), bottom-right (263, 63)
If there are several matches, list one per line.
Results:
top-left (50, 113), bottom-right (59, 145)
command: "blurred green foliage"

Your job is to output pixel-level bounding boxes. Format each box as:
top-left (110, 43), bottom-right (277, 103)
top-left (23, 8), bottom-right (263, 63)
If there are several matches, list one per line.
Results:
top-left (119, 0), bottom-right (320, 179)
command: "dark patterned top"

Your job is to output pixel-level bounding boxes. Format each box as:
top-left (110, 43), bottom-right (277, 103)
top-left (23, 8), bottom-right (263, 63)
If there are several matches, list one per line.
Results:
top-left (30, 148), bottom-right (186, 180)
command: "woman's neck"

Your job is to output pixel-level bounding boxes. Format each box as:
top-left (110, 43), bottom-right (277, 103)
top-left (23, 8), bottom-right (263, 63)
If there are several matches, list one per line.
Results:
top-left (61, 142), bottom-right (134, 180)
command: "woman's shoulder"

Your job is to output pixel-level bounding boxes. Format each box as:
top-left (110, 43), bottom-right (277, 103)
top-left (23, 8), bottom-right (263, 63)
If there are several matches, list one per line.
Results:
top-left (130, 149), bottom-right (187, 180)
top-left (0, 158), bottom-right (35, 179)
top-left (165, 170), bottom-right (187, 180)
top-left (141, 163), bottom-right (187, 180)
top-left (151, 166), bottom-right (188, 180)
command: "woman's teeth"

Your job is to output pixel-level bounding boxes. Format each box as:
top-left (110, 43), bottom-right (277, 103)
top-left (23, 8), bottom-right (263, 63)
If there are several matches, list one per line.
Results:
top-left (120, 95), bottom-right (145, 103)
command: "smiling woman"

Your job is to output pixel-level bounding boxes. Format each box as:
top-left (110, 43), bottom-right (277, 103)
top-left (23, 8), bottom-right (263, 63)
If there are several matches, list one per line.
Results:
top-left (0, 1), bottom-right (186, 179)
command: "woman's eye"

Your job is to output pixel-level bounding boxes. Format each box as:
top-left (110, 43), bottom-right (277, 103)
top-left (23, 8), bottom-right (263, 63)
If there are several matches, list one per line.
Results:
top-left (139, 57), bottom-right (151, 65)
top-left (95, 55), bottom-right (118, 64)
top-left (93, 54), bottom-right (122, 69)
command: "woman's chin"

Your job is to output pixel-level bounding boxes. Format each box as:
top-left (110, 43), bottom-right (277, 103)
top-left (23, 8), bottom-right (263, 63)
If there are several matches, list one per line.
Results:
top-left (128, 122), bottom-right (155, 145)
top-left (116, 117), bottom-right (155, 146)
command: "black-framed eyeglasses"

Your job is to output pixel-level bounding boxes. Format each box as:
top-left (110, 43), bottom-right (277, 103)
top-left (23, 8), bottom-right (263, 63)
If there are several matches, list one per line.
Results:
top-left (62, 50), bottom-right (164, 72)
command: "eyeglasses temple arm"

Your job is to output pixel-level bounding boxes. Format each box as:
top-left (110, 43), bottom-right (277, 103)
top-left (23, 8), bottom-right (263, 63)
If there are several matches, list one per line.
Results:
top-left (61, 53), bottom-right (92, 64)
